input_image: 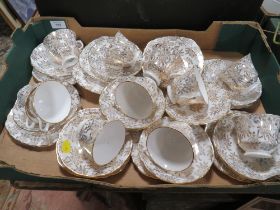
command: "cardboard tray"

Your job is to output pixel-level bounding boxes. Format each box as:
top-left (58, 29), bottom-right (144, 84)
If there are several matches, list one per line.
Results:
top-left (0, 17), bottom-right (280, 192)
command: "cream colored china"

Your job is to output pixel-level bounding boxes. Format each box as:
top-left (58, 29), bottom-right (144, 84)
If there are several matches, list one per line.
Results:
top-left (167, 67), bottom-right (208, 105)
top-left (25, 87), bottom-right (51, 132)
top-left (56, 108), bottom-right (133, 178)
top-left (131, 141), bottom-right (157, 179)
top-left (72, 63), bottom-right (107, 94)
top-left (234, 114), bottom-right (280, 159)
top-left (13, 83), bottom-right (80, 133)
top-left (30, 43), bottom-right (74, 77)
top-left (138, 118), bottom-right (214, 183)
top-left (147, 127), bottom-right (194, 172)
top-left (213, 111), bottom-right (280, 181)
top-left (166, 83), bottom-right (231, 125)
top-left (100, 76), bottom-right (165, 130)
top-left (85, 32), bottom-right (142, 82)
top-left (33, 81), bottom-right (72, 123)
top-left (80, 120), bottom-right (126, 166)
top-left (202, 59), bottom-right (262, 109)
top-left (6, 110), bottom-right (59, 147)
top-left (24, 81), bottom-right (72, 131)
top-left (32, 69), bottom-right (76, 85)
top-left (43, 29), bottom-right (83, 68)
top-left (143, 36), bottom-right (203, 87)
top-left (219, 54), bottom-right (259, 91)
top-left (114, 81), bottom-right (155, 120)
top-left (214, 153), bottom-right (252, 183)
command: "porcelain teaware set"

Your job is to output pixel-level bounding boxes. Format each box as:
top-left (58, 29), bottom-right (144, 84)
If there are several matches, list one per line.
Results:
top-left (5, 29), bottom-right (280, 183)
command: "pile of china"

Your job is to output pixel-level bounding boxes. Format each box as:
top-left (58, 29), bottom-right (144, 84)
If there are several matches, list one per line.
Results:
top-left (6, 29), bottom-right (280, 183)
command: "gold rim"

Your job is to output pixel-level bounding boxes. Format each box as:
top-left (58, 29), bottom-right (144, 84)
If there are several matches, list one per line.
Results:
top-left (145, 126), bottom-right (195, 173)
top-left (90, 121), bottom-right (128, 168)
top-left (113, 81), bottom-right (157, 120)
top-left (212, 112), bottom-right (277, 182)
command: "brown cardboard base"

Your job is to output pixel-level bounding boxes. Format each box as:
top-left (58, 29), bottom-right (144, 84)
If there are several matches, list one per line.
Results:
top-left (0, 50), bottom-right (268, 188)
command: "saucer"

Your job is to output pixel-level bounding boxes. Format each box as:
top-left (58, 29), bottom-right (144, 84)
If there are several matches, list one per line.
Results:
top-left (30, 43), bottom-right (73, 77)
top-left (212, 111), bottom-right (280, 181)
top-left (132, 143), bottom-right (157, 178)
top-left (56, 108), bottom-right (133, 179)
top-left (99, 76), bottom-right (165, 130)
top-left (165, 83), bottom-right (231, 125)
top-left (214, 153), bottom-right (252, 183)
top-left (203, 59), bottom-right (262, 109)
top-left (32, 69), bottom-right (76, 85)
top-left (5, 110), bottom-right (60, 147)
top-left (143, 36), bottom-right (204, 87)
top-left (80, 33), bottom-right (142, 82)
top-left (13, 83), bottom-right (80, 132)
top-left (130, 131), bottom-right (157, 179)
top-left (72, 63), bottom-right (107, 94)
top-left (139, 118), bottom-right (214, 184)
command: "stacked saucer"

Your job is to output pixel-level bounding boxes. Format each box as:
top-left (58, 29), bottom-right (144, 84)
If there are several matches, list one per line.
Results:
top-left (5, 81), bottom-right (80, 147)
top-left (212, 111), bottom-right (280, 182)
top-left (202, 55), bottom-right (262, 109)
top-left (56, 108), bottom-right (133, 178)
top-left (30, 29), bottom-right (83, 84)
top-left (142, 36), bottom-right (204, 88)
top-left (73, 32), bottom-right (143, 94)
top-left (132, 117), bottom-right (214, 184)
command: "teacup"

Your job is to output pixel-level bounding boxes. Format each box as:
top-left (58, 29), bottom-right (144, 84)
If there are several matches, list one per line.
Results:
top-left (220, 54), bottom-right (259, 92)
top-left (147, 126), bottom-right (194, 171)
top-left (234, 113), bottom-right (280, 158)
top-left (104, 32), bottom-right (140, 71)
top-left (25, 81), bottom-right (72, 131)
top-left (114, 81), bottom-right (155, 120)
top-left (80, 120), bottom-right (126, 166)
top-left (167, 67), bottom-right (209, 105)
top-left (143, 52), bottom-right (198, 87)
top-left (43, 29), bottom-right (83, 68)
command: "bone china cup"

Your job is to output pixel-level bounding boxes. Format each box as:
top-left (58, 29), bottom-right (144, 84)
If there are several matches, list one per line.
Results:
top-left (167, 67), bottom-right (208, 105)
top-left (115, 81), bottom-right (154, 120)
top-left (33, 81), bottom-right (72, 124)
top-left (43, 29), bottom-right (83, 68)
top-left (81, 120), bottom-right (126, 166)
top-left (147, 127), bottom-right (194, 171)
top-left (234, 114), bottom-right (280, 159)
top-left (220, 54), bottom-right (258, 92)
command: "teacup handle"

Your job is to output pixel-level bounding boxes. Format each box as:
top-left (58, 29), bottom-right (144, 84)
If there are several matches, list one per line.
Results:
top-left (143, 70), bottom-right (161, 86)
top-left (194, 67), bottom-right (209, 104)
top-left (37, 118), bottom-right (49, 132)
top-left (25, 118), bottom-right (36, 129)
top-left (76, 40), bottom-right (84, 51)
top-left (244, 151), bottom-right (272, 159)
top-left (62, 54), bottom-right (78, 69)
top-left (240, 82), bottom-right (259, 95)
top-left (167, 85), bottom-right (177, 104)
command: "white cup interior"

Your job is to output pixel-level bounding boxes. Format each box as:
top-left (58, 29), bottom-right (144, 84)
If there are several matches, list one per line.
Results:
top-left (33, 81), bottom-right (72, 123)
top-left (147, 127), bottom-right (194, 171)
top-left (92, 120), bottom-right (126, 165)
top-left (115, 81), bottom-right (154, 120)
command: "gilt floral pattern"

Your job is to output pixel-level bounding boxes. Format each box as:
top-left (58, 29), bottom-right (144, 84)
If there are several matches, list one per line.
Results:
top-left (166, 82), bottom-right (231, 125)
top-left (72, 63), bottom-right (107, 94)
top-left (143, 36), bottom-right (204, 87)
top-left (81, 32), bottom-right (142, 83)
top-left (56, 108), bottom-right (133, 178)
top-left (5, 83), bottom-right (80, 147)
top-left (203, 58), bottom-right (262, 109)
top-left (32, 69), bottom-right (76, 85)
top-left (99, 76), bottom-right (165, 130)
top-left (30, 43), bottom-right (73, 77)
top-left (212, 111), bottom-right (280, 181)
top-left (138, 118), bottom-right (214, 183)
